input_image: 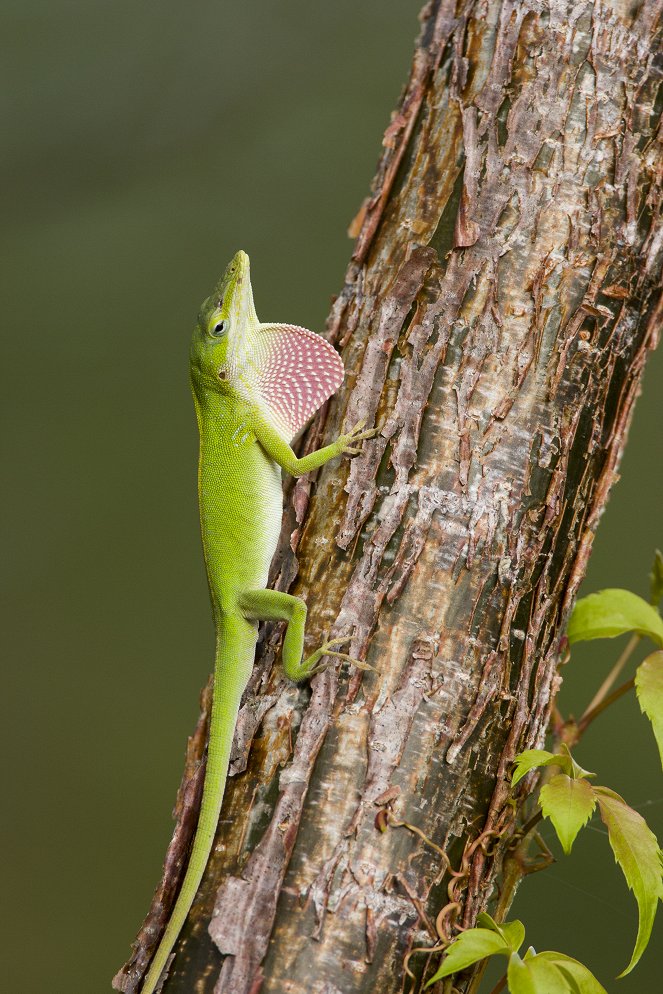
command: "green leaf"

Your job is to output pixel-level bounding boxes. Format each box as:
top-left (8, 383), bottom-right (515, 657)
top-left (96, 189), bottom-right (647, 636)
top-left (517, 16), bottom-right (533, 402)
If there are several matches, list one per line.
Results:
top-left (512, 750), bottom-right (564, 786)
top-left (476, 913), bottom-right (525, 953)
top-left (536, 952), bottom-right (608, 994)
top-left (475, 911), bottom-right (501, 932)
top-left (650, 549), bottom-right (663, 607)
top-left (635, 651), bottom-right (663, 770)
top-left (568, 588), bottom-right (663, 647)
top-left (511, 747), bottom-right (593, 787)
top-left (424, 928), bottom-right (509, 986)
top-left (507, 952), bottom-right (537, 994)
top-left (525, 956), bottom-right (572, 994)
top-left (594, 786), bottom-right (663, 974)
top-left (539, 774), bottom-right (597, 854)
top-left (558, 744), bottom-right (596, 782)
top-left (498, 919), bottom-right (526, 954)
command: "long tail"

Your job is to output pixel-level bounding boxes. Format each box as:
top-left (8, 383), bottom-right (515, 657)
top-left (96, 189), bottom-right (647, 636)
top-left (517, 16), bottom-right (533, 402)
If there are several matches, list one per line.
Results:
top-left (141, 615), bottom-right (256, 994)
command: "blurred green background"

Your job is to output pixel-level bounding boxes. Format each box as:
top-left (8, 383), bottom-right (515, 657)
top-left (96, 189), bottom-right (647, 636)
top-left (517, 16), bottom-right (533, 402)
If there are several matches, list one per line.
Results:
top-left (2, 3), bottom-right (661, 992)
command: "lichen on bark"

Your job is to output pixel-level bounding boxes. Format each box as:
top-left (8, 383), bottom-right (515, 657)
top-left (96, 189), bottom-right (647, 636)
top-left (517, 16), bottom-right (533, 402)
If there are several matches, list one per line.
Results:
top-left (114, 1), bottom-right (663, 992)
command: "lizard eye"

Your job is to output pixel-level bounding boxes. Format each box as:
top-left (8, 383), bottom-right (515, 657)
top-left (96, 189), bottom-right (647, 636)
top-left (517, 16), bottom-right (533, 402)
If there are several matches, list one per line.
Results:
top-left (211, 319), bottom-right (228, 337)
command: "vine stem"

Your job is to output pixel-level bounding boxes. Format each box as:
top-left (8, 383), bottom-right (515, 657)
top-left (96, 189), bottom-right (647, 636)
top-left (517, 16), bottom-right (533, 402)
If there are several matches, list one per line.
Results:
top-left (577, 675), bottom-right (636, 734)
top-left (516, 808), bottom-right (543, 841)
top-left (580, 633), bottom-right (640, 720)
top-left (487, 975), bottom-right (507, 994)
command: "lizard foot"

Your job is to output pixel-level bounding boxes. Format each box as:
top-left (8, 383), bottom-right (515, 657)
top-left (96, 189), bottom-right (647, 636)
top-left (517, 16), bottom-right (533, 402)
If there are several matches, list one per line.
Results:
top-left (305, 636), bottom-right (375, 676)
top-left (339, 419), bottom-right (379, 456)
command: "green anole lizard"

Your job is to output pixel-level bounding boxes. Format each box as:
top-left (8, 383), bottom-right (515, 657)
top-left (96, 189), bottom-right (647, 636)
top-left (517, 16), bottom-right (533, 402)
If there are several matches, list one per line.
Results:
top-left (139, 250), bottom-right (374, 993)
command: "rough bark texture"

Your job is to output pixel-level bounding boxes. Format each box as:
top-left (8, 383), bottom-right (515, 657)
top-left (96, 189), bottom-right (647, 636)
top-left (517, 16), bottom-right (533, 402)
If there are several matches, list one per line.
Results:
top-left (115, 0), bottom-right (662, 992)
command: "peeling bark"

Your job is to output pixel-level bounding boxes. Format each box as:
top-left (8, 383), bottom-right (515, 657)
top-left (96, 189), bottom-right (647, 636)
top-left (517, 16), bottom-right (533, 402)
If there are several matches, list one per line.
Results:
top-left (115, 1), bottom-right (663, 992)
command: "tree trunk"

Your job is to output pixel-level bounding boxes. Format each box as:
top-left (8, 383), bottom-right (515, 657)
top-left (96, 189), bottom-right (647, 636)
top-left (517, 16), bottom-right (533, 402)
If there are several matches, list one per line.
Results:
top-left (115, 0), bottom-right (662, 991)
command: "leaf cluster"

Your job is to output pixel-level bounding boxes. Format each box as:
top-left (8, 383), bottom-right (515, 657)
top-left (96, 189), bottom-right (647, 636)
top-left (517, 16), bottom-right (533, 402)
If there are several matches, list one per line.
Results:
top-left (425, 914), bottom-right (606, 993)
top-left (518, 577), bottom-right (663, 976)
top-left (424, 559), bottom-right (663, 993)
top-left (513, 747), bottom-right (663, 974)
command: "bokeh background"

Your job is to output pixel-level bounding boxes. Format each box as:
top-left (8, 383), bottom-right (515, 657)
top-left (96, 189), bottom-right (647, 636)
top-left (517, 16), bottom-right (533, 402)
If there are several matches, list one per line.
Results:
top-left (3, 3), bottom-right (661, 992)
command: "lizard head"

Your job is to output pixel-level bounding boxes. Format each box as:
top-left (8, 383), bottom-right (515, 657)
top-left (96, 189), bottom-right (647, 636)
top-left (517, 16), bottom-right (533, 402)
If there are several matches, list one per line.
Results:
top-left (190, 249), bottom-right (259, 394)
top-left (190, 251), bottom-right (344, 439)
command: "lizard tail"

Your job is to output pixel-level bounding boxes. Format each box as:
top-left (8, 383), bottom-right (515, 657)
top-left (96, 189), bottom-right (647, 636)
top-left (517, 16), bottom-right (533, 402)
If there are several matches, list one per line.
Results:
top-left (140, 614), bottom-right (256, 994)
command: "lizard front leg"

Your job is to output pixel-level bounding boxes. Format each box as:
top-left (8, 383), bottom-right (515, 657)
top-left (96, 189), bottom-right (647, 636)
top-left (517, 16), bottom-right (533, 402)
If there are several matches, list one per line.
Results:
top-left (249, 413), bottom-right (376, 478)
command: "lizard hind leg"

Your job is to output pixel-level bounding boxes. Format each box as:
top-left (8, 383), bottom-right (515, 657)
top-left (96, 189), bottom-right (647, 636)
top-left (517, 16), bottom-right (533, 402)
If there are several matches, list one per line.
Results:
top-left (238, 588), bottom-right (372, 681)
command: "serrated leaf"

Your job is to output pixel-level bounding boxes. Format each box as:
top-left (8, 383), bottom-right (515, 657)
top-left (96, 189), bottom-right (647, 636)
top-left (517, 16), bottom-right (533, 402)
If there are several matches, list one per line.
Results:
top-left (540, 774), bottom-right (597, 854)
top-left (558, 743), bottom-right (596, 781)
top-left (512, 747), bottom-right (593, 787)
top-left (423, 928), bottom-right (509, 986)
top-left (537, 952), bottom-right (608, 994)
top-left (475, 913), bottom-right (525, 953)
top-left (568, 588), bottom-right (663, 647)
top-left (512, 750), bottom-right (565, 786)
top-left (594, 786), bottom-right (663, 974)
top-left (650, 550), bottom-right (663, 607)
top-left (635, 651), bottom-right (663, 770)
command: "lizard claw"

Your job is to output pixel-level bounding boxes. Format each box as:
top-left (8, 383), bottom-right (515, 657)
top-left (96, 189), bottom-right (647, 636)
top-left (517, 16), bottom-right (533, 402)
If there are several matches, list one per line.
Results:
top-left (306, 637), bottom-right (375, 675)
top-left (326, 651), bottom-right (376, 672)
top-left (340, 420), bottom-right (379, 456)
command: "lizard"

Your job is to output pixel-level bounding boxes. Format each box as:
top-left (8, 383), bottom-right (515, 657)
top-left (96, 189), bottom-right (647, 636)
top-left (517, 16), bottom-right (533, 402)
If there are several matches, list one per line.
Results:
top-left (139, 250), bottom-right (374, 993)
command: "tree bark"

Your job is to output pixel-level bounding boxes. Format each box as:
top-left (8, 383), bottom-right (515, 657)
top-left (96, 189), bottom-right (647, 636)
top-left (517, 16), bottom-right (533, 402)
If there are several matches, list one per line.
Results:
top-left (115, 0), bottom-right (662, 991)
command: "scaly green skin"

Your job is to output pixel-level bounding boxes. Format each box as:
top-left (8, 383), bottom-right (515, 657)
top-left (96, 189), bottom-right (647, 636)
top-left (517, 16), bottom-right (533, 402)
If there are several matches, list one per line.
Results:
top-left (140, 251), bottom-right (372, 994)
